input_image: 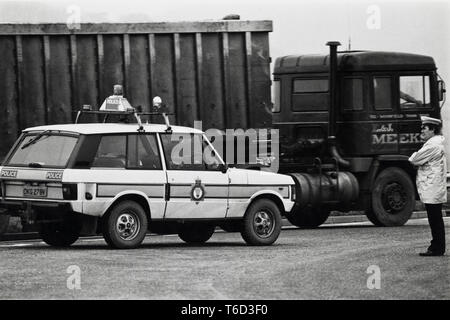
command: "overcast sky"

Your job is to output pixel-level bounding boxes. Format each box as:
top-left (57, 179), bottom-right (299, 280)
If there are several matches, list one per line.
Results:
top-left (0, 1), bottom-right (448, 65)
top-left (1, 0), bottom-right (448, 76)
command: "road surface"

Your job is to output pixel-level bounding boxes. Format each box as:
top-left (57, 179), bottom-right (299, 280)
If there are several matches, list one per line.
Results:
top-left (0, 218), bottom-right (449, 300)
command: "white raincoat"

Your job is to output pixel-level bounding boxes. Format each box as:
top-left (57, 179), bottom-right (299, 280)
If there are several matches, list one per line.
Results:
top-left (408, 135), bottom-right (447, 204)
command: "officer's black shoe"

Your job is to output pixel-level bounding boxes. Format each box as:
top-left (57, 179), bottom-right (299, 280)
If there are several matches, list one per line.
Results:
top-left (419, 250), bottom-right (445, 256)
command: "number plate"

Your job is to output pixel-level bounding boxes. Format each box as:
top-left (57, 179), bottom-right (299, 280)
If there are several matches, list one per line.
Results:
top-left (23, 186), bottom-right (48, 198)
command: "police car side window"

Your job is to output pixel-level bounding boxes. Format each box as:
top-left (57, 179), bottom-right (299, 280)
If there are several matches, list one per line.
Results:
top-left (92, 135), bottom-right (126, 168)
top-left (127, 134), bottom-right (162, 170)
top-left (203, 136), bottom-right (222, 170)
top-left (160, 133), bottom-right (206, 171)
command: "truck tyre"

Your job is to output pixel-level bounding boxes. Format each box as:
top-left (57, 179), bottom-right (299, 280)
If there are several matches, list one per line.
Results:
top-left (366, 167), bottom-right (415, 226)
top-left (178, 223), bottom-right (215, 244)
top-left (38, 212), bottom-right (81, 247)
top-left (102, 200), bottom-right (148, 249)
top-left (0, 213), bottom-right (10, 236)
top-left (364, 199), bottom-right (384, 227)
top-left (286, 206), bottom-right (330, 228)
top-left (241, 199), bottom-right (282, 246)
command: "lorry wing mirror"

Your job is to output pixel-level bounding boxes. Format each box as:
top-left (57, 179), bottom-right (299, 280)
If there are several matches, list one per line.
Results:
top-left (438, 80), bottom-right (446, 102)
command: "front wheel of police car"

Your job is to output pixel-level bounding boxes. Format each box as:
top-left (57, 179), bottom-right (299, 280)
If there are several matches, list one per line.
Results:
top-left (241, 199), bottom-right (282, 246)
top-left (102, 200), bottom-right (148, 249)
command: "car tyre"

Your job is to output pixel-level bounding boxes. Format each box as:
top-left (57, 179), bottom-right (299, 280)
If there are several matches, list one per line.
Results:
top-left (102, 201), bottom-right (148, 249)
top-left (178, 223), bottom-right (215, 244)
top-left (0, 213), bottom-right (10, 236)
top-left (241, 199), bottom-right (282, 246)
top-left (286, 206), bottom-right (330, 228)
top-left (38, 212), bottom-right (81, 247)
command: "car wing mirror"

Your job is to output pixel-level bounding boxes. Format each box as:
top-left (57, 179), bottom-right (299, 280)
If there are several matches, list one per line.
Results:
top-left (438, 80), bottom-right (446, 102)
top-left (220, 163), bottom-right (228, 173)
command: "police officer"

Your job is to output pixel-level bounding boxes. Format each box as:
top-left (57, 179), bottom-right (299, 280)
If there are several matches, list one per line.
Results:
top-left (409, 116), bottom-right (447, 256)
top-left (99, 84), bottom-right (133, 111)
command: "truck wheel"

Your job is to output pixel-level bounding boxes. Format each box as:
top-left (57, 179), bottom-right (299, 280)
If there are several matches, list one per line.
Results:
top-left (364, 197), bottom-right (383, 227)
top-left (102, 201), bottom-right (148, 249)
top-left (0, 214), bottom-right (10, 236)
top-left (366, 167), bottom-right (415, 226)
top-left (241, 199), bottom-right (282, 246)
top-left (178, 223), bottom-right (215, 244)
top-left (38, 212), bottom-right (81, 247)
top-left (286, 206), bottom-right (330, 228)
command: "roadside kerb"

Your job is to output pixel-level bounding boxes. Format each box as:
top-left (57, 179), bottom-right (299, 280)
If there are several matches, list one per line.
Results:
top-left (1, 210), bottom-right (447, 242)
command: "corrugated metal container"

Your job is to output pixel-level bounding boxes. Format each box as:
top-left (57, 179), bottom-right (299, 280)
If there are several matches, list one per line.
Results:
top-left (0, 20), bottom-right (273, 157)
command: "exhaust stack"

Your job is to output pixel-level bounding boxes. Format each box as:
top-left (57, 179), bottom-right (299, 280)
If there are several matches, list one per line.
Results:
top-left (326, 41), bottom-right (350, 168)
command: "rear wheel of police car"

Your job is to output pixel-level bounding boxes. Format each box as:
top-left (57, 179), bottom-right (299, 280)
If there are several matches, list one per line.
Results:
top-left (178, 223), bottom-right (215, 244)
top-left (366, 167), bottom-right (415, 227)
top-left (37, 211), bottom-right (82, 247)
top-left (102, 201), bottom-right (148, 249)
top-left (241, 199), bottom-right (282, 246)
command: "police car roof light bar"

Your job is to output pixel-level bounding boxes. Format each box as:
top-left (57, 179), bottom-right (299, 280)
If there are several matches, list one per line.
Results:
top-left (136, 112), bottom-right (173, 133)
top-left (74, 109), bottom-right (174, 132)
top-left (75, 88), bottom-right (174, 132)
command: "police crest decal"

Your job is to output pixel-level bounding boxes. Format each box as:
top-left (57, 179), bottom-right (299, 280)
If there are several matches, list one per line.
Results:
top-left (190, 178), bottom-right (205, 204)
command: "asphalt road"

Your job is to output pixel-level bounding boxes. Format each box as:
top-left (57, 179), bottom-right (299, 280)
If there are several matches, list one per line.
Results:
top-left (0, 218), bottom-right (449, 300)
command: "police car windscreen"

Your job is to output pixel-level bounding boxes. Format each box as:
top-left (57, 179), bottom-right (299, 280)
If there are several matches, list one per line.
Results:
top-left (7, 134), bottom-right (78, 167)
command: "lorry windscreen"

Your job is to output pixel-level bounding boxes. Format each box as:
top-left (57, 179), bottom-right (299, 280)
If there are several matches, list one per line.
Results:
top-left (6, 132), bottom-right (79, 168)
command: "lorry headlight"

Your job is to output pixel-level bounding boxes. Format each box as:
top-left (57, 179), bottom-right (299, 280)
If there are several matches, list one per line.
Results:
top-left (290, 185), bottom-right (296, 201)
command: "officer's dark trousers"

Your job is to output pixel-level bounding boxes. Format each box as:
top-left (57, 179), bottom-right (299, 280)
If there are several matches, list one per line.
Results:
top-left (424, 203), bottom-right (446, 254)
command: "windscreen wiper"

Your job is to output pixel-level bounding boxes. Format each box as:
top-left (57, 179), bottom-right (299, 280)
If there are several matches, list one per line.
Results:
top-left (28, 162), bottom-right (43, 168)
top-left (21, 130), bottom-right (51, 149)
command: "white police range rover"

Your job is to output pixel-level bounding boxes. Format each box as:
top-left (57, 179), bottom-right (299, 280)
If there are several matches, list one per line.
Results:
top-left (0, 99), bottom-right (295, 249)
